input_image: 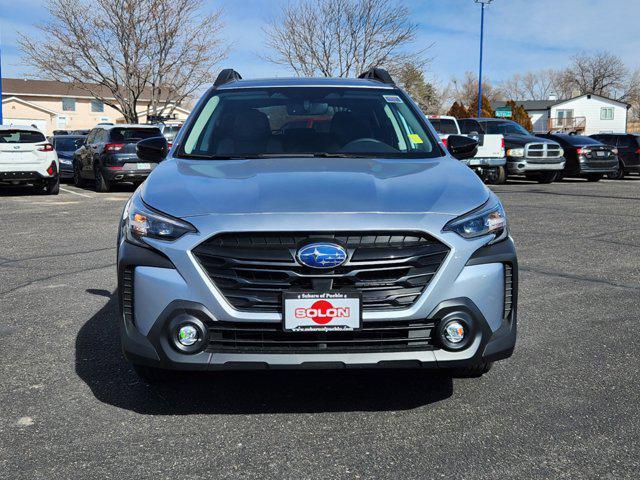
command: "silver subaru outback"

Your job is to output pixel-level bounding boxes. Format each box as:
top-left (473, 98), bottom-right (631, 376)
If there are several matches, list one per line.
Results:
top-left (118, 68), bottom-right (517, 382)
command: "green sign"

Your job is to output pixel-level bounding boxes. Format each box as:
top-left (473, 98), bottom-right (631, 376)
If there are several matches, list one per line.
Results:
top-left (495, 107), bottom-right (512, 118)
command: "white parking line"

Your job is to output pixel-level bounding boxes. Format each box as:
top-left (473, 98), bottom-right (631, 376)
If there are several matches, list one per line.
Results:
top-left (60, 187), bottom-right (94, 198)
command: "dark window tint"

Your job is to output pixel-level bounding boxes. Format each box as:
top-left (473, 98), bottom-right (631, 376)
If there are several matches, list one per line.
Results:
top-left (459, 119), bottom-right (484, 134)
top-left (180, 87), bottom-right (439, 159)
top-left (429, 118), bottom-right (458, 135)
top-left (481, 121), bottom-right (529, 135)
top-left (110, 128), bottom-right (162, 142)
top-left (0, 130), bottom-right (46, 143)
top-left (54, 137), bottom-right (85, 151)
top-left (617, 136), bottom-right (638, 148)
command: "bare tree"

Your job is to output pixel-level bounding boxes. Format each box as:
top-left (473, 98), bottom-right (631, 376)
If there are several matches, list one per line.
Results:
top-left (264, 0), bottom-right (426, 77)
top-left (560, 51), bottom-right (632, 99)
top-left (499, 70), bottom-right (562, 100)
top-left (449, 72), bottom-right (500, 107)
top-left (19, 0), bottom-right (228, 123)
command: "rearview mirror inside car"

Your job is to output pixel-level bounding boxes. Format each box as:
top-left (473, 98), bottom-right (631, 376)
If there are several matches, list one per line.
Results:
top-left (137, 136), bottom-right (169, 163)
top-left (446, 135), bottom-right (478, 160)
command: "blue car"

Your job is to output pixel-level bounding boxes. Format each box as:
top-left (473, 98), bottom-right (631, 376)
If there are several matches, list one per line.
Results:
top-left (52, 135), bottom-right (86, 180)
top-left (117, 68), bottom-right (518, 383)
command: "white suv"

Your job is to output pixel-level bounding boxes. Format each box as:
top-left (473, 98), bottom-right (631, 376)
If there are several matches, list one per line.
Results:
top-left (0, 126), bottom-right (60, 194)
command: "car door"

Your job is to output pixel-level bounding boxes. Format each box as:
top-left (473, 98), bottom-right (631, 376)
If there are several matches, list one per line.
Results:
top-left (87, 129), bottom-right (105, 178)
top-left (76, 130), bottom-right (94, 176)
top-left (616, 135), bottom-right (640, 168)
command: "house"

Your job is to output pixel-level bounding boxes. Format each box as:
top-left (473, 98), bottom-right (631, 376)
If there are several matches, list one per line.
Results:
top-left (1, 78), bottom-right (191, 135)
top-left (493, 94), bottom-right (630, 135)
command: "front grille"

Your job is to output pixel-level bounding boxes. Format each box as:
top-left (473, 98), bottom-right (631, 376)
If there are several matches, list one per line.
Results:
top-left (206, 320), bottom-right (435, 353)
top-left (503, 263), bottom-right (513, 320)
top-left (192, 232), bottom-right (450, 313)
top-left (525, 143), bottom-right (563, 159)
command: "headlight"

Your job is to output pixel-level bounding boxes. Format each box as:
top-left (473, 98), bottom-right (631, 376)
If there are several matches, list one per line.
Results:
top-left (443, 198), bottom-right (508, 244)
top-left (507, 148), bottom-right (524, 157)
top-left (122, 193), bottom-right (196, 247)
top-left (59, 159), bottom-right (72, 165)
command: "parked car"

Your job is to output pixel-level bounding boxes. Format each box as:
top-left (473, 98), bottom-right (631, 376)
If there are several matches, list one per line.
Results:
top-left (589, 133), bottom-right (640, 180)
top-left (73, 124), bottom-right (163, 192)
top-left (427, 115), bottom-right (506, 184)
top-left (156, 123), bottom-right (183, 146)
top-left (535, 133), bottom-right (618, 182)
top-left (52, 134), bottom-right (86, 181)
top-left (118, 68), bottom-right (517, 383)
top-left (471, 118), bottom-right (565, 183)
top-left (0, 126), bottom-right (59, 194)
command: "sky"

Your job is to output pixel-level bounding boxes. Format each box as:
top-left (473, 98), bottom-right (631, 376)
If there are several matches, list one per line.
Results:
top-left (1, 0), bottom-right (639, 86)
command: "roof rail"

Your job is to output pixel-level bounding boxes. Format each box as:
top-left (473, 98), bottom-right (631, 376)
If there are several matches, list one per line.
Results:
top-left (214, 69), bottom-right (243, 87)
top-left (357, 67), bottom-right (395, 85)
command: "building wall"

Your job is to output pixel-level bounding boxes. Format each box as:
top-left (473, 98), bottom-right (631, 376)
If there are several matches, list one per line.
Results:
top-left (2, 98), bottom-right (55, 134)
top-left (528, 110), bottom-right (549, 133)
top-left (2, 94), bottom-right (182, 135)
top-left (550, 97), bottom-right (627, 135)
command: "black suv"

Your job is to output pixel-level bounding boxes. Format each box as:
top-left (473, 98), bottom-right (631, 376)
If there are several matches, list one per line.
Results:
top-left (536, 133), bottom-right (618, 182)
top-left (589, 133), bottom-right (640, 179)
top-left (73, 125), bottom-right (163, 191)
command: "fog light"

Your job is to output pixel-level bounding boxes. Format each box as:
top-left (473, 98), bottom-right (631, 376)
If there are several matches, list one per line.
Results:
top-left (444, 321), bottom-right (465, 343)
top-left (177, 325), bottom-right (199, 346)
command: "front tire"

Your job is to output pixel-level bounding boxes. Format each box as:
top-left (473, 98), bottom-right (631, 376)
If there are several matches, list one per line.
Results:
top-left (483, 166), bottom-right (507, 185)
top-left (526, 172), bottom-right (557, 184)
top-left (73, 161), bottom-right (86, 187)
top-left (94, 166), bottom-right (111, 192)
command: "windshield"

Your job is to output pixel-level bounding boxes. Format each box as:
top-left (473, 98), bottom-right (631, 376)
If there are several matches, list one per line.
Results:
top-left (111, 128), bottom-right (162, 142)
top-left (0, 130), bottom-right (46, 144)
top-left (483, 121), bottom-right (530, 136)
top-left (562, 135), bottom-right (602, 146)
top-left (179, 87), bottom-right (438, 159)
top-left (54, 137), bottom-right (85, 151)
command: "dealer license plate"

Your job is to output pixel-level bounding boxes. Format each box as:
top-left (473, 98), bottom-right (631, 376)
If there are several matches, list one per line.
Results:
top-left (283, 292), bottom-right (361, 332)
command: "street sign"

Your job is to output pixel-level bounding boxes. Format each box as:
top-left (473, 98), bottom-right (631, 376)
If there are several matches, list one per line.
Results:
top-left (495, 107), bottom-right (512, 118)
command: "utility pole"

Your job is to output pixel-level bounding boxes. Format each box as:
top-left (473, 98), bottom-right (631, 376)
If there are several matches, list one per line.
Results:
top-left (475, 0), bottom-right (493, 118)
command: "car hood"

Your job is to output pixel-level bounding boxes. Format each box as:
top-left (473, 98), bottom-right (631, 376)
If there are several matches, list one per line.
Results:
top-left (505, 134), bottom-right (560, 147)
top-left (141, 156), bottom-right (490, 218)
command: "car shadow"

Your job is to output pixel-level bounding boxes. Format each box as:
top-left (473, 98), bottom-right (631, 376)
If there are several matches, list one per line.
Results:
top-left (0, 185), bottom-right (47, 196)
top-left (76, 291), bottom-right (454, 415)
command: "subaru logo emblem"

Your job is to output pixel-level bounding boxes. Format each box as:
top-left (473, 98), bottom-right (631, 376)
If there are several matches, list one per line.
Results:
top-left (13, 145), bottom-right (20, 150)
top-left (297, 243), bottom-right (347, 269)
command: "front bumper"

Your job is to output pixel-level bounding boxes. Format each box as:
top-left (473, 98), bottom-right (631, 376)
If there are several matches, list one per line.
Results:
top-left (461, 157), bottom-right (507, 167)
top-left (118, 213), bottom-right (518, 370)
top-left (507, 157), bottom-right (565, 174)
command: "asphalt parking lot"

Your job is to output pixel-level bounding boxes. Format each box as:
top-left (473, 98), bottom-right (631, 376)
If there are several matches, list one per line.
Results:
top-left (1, 178), bottom-right (639, 480)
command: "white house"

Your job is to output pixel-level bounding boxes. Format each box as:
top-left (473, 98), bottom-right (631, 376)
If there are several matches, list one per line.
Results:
top-left (494, 94), bottom-right (630, 135)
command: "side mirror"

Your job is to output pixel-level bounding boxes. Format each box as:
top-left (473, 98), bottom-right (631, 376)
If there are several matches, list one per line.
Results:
top-left (446, 135), bottom-right (478, 160)
top-left (137, 136), bottom-right (168, 163)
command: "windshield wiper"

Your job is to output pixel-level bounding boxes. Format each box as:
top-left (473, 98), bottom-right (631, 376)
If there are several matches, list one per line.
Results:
top-left (311, 153), bottom-right (369, 158)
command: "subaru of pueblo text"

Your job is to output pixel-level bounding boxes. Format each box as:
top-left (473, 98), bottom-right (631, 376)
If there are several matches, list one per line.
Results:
top-left (118, 69), bottom-right (518, 382)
